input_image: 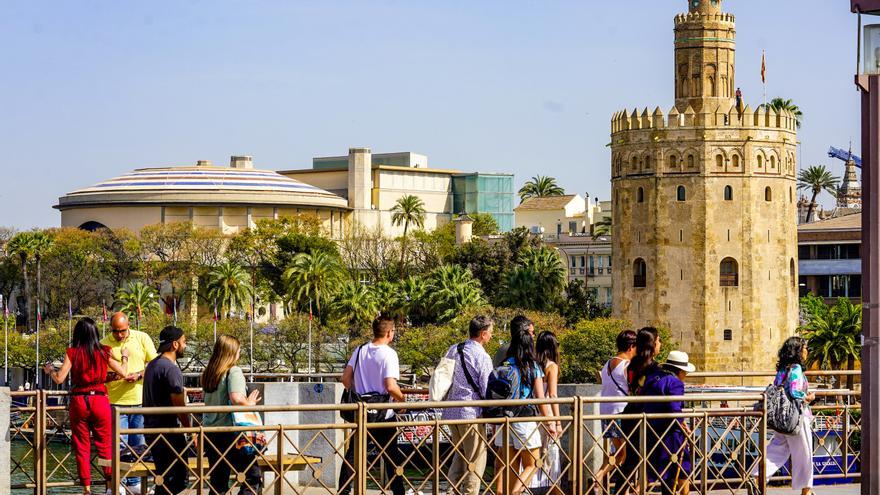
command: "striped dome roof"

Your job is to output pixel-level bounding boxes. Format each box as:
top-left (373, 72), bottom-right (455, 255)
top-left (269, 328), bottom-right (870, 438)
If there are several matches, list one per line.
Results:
top-left (69, 166), bottom-right (332, 195)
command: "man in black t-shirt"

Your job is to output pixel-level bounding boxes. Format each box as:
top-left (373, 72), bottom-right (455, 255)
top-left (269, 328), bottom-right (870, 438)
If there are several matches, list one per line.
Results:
top-left (143, 326), bottom-right (189, 495)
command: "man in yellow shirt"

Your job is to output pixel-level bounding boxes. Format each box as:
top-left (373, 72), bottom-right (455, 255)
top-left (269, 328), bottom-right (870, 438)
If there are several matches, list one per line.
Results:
top-left (101, 311), bottom-right (158, 493)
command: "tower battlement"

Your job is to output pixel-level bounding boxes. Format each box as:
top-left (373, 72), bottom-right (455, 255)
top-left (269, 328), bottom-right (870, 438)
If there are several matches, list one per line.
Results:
top-left (611, 104), bottom-right (799, 134)
top-left (674, 12), bottom-right (735, 25)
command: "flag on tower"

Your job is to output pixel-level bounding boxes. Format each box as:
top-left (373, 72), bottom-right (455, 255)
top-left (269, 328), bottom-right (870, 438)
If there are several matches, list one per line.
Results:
top-left (761, 51), bottom-right (766, 84)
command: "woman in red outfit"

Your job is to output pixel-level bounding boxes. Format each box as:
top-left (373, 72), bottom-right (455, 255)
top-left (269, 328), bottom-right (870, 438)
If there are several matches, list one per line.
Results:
top-left (45, 317), bottom-right (129, 495)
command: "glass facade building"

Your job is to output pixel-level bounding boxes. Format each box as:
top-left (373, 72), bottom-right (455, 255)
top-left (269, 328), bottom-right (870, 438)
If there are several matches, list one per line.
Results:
top-left (452, 173), bottom-right (515, 232)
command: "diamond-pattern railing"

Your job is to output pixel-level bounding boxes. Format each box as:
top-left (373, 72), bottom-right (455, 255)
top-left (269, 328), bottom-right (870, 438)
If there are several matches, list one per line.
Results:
top-left (9, 385), bottom-right (863, 494)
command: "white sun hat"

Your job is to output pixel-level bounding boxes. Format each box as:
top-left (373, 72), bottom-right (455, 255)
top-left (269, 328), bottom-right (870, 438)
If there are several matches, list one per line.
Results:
top-left (665, 350), bottom-right (696, 373)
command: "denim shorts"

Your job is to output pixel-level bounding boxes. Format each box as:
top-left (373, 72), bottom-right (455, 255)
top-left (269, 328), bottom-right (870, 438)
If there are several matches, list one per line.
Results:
top-left (602, 419), bottom-right (624, 440)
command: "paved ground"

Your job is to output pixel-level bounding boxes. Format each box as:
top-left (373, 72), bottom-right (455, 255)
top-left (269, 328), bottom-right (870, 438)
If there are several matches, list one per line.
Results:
top-left (768, 485), bottom-right (859, 495)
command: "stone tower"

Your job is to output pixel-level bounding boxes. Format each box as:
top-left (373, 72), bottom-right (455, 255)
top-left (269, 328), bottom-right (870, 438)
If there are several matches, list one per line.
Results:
top-left (610, 0), bottom-right (799, 375)
top-left (836, 153), bottom-right (862, 209)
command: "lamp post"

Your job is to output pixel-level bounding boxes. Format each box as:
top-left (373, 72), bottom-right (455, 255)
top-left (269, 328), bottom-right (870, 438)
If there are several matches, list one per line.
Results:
top-left (852, 3), bottom-right (880, 493)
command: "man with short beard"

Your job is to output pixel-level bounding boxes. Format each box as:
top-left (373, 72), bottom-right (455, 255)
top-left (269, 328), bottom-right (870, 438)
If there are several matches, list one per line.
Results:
top-left (143, 326), bottom-right (190, 495)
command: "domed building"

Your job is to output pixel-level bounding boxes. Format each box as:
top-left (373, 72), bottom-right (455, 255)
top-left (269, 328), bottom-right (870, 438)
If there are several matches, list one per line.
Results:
top-left (55, 156), bottom-right (349, 236)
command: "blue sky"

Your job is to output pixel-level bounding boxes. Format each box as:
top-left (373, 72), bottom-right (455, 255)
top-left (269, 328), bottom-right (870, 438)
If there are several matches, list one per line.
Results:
top-left (0, 0), bottom-right (861, 228)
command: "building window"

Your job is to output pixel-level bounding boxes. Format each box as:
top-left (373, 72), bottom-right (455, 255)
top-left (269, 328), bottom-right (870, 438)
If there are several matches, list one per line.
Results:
top-left (557, 223), bottom-right (562, 235)
top-left (637, 187), bottom-right (645, 203)
top-left (790, 258), bottom-right (796, 288)
top-left (668, 154), bottom-right (678, 169)
top-left (765, 186), bottom-right (772, 202)
top-left (589, 256), bottom-right (595, 276)
top-left (633, 258), bottom-right (647, 288)
top-left (631, 156), bottom-right (639, 171)
top-left (789, 187), bottom-right (793, 203)
top-left (723, 329), bottom-right (733, 341)
top-left (677, 185), bottom-right (686, 201)
top-left (720, 257), bottom-right (739, 287)
top-left (716, 154), bottom-right (724, 168)
top-left (732, 154), bottom-right (740, 168)
top-left (770, 155), bottom-right (777, 169)
top-left (569, 221), bottom-right (578, 234)
top-left (724, 185), bottom-right (733, 201)
top-left (757, 155), bottom-right (764, 168)
top-left (645, 155), bottom-right (652, 169)
top-left (687, 154), bottom-right (696, 169)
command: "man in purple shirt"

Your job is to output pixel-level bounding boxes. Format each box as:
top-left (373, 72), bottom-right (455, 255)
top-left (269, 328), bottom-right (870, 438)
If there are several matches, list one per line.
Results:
top-left (442, 315), bottom-right (495, 495)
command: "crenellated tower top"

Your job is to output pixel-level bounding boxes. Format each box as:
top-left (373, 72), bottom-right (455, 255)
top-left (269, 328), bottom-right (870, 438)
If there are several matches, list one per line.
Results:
top-left (674, 0), bottom-right (736, 113)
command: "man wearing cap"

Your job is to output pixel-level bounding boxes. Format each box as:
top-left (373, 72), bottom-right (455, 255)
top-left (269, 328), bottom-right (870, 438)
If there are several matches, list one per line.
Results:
top-left (101, 312), bottom-right (157, 494)
top-left (143, 326), bottom-right (190, 495)
top-left (640, 350), bottom-right (696, 495)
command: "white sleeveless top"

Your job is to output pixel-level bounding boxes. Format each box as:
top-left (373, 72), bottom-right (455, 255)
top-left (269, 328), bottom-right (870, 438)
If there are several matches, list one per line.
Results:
top-left (599, 357), bottom-right (629, 415)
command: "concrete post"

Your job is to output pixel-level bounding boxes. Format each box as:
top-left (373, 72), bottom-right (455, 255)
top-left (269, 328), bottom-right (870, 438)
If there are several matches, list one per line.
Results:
top-left (347, 148), bottom-right (372, 210)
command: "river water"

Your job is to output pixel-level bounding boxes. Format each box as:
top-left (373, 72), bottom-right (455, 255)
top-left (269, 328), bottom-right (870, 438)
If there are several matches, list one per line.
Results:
top-left (11, 439), bottom-right (96, 494)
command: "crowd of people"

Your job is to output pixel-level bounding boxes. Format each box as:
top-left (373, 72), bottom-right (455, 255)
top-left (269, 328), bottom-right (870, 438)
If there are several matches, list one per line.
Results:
top-left (44, 310), bottom-right (817, 495)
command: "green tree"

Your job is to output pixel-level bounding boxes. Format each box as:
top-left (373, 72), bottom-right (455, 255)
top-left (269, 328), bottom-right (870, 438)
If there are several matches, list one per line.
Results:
top-left (471, 213), bottom-right (500, 236)
top-left (800, 296), bottom-right (861, 389)
top-left (448, 238), bottom-right (512, 304)
top-left (6, 232), bottom-right (36, 328)
top-left (391, 194), bottom-right (427, 239)
top-left (205, 261), bottom-right (254, 319)
top-left (282, 251), bottom-right (343, 319)
top-left (518, 175), bottom-right (565, 202)
top-left (797, 165), bottom-right (840, 223)
top-left (764, 97), bottom-right (803, 128)
top-left (330, 282), bottom-right (378, 339)
top-left (426, 265), bottom-right (486, 323)
top-left (114, 282), bottom-right (160, 321)
top-left (398, 276), bottom-right (431, 325)
top-left (370, 281), bottom-right (406, 319)
top-left (500, 246), bottom-right (566, 311)
top-left (592, 216), bottom-right (612, 237)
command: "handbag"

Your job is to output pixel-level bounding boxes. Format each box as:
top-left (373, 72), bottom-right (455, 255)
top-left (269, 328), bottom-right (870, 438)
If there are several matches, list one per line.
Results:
top-left (340, 345), bottom-right (391, 423)
top-left (224, 373), bottom-right (267, 454)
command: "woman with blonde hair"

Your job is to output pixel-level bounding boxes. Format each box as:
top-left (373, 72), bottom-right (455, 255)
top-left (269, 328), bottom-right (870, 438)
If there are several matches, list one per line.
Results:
top-left (201, 335), bottom-right (262, 495)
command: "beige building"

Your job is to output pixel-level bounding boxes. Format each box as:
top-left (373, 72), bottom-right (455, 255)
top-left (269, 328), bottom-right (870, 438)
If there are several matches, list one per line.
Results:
top-left (610, 0), bottom-right (799, 374)
top-left (56, 156), bottom-right (349, 236)
top-left (279, 148), bottom-right (514, 235)
top-left (514, 194), bottom-right (610, 237)
top-left (554, 234), bottom-right (613, 307)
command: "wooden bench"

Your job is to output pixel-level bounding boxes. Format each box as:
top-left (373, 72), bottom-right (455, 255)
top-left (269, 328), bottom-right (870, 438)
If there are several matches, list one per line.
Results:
top-left (99, 454), bottom-right (321, 494)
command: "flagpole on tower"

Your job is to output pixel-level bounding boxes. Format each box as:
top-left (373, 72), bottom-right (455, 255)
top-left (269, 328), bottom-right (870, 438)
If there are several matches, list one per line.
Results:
top-left (761, 49), bottom-right (767, 108)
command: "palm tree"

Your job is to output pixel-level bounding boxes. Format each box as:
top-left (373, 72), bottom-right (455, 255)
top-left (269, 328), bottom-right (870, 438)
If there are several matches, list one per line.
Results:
top-left (6, 232), bottom-right (36, 328)
top-left (426, 265), bottom-right (486, 322)
top-left (330, 282), bottom-right (378, 338)
top-left (370, 280), bottom-right (405, 318)
top-left (30, 232), bottom-right (53, 324)
top-left (592, 217), bottom-right (612, 237)
top-left (205, 261), bottom-right (254, 319)
top-left (800, 297), bottom-right (861, 389)
top-left (797, 165), bottom-right (840, 223)
top-left (283, 251), bottom-right (343, 319)
top-left (114, 282), bottom-right (160, 321)
top-left (764, 97), bottom-right (803, 128)
top-left (398, 276), bottom-right (430, 324)
top-left (391, 195), bottom-right (427, 239)
top-left (518, 175), bottom-right (565, 202)
top-left (500, 246), bottom-right (567, 311)
top-left (499, 267), bottom-right (535, 309)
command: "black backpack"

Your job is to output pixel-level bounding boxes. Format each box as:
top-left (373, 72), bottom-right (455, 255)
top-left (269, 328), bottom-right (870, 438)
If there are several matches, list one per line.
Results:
top-left (339, 345), bottom-right (391, 423)
top-left (482, 361), bottom-right (537, 418)
top-left (756, 367), bottom-right (802, 434)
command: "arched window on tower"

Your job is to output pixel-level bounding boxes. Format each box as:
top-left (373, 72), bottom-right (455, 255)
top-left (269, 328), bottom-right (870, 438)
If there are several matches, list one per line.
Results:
top-left (757, 155), bottom-right (764, 169)
top-left (716, 154), bottom-right (724, 169)
top-left (645, 155), bottom-right (652, 170)
top-left (765, 186), bottom-right (772, 202)
top-left (720, 257), bottom-right (739, 287)
top-left (677, 185), bottom-right (686, 201)
top-left (770, 155), bottom-right (777, 169)
top-left (637, 187), bottom-right (645, 203)
top-left (631, 156), bottom-right (639, 171)
top-left (633, 258), bottom-right (647, 288)
top-left (732, 154), bottom-right (740, 169)
top-left (687, 154), bottom-right (696, 169)
top-left (668, 154), bottom-right (678, 170)
top-left (789, 187), bottom-right (793, 203)
top-left (790, 258), bottom-right (796, 288)
top-left (724, 185), bottom-right (733, 201)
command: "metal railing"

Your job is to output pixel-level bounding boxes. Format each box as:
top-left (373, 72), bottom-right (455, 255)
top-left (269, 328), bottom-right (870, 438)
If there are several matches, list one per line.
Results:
top-left (6, 374), bottom-right (862, 494)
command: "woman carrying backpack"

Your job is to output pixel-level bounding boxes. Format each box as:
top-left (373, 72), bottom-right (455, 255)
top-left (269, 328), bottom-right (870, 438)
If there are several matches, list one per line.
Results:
top-left (748, 336), bottom-right (815, 495)
top-left (492, 325), bottom-right (558, 495)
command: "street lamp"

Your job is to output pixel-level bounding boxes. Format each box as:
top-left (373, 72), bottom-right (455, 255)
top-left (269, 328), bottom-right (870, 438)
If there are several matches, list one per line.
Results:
top-left (852, 2), bottom-right (880, 494)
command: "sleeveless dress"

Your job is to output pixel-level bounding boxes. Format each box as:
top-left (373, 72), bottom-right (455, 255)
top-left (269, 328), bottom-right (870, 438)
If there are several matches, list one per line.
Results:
top-left (529, 360), bottom-right (562, 489)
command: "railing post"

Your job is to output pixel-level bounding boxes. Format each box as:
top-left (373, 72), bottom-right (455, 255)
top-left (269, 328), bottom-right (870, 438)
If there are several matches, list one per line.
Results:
top-left (276, 424), bottom-right (285, 495)
top-left (112, 406), bottom-right (121, 495)
top-left (701, 411), bottom-right (709, 495)
top-left (196, 426), bottom-right (204, 495)
top-left (503, 418), bottom-right (510, 495)
top-left (639, 414), bottom-right (647, 495)
top-left (571, 397), bottom-right (582, 495)
top-left (356, 403), bottom-right (367, 495)
top-left (758, 401), bottom-right (768, 495)
top-left (843, 403), bottom-right (851, 476)
top-left (36, 390), bottom-right (45, 495)
top-left (432, 415), bottom-right (440, 495)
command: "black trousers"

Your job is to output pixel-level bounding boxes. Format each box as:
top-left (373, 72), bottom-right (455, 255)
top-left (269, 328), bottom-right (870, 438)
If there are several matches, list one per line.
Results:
top-left (146, 433), bottom-right (189, 495)
top-left (205, 432), bottom-right (262, 495)
top-left (337, 423), bottom-right (404, 495)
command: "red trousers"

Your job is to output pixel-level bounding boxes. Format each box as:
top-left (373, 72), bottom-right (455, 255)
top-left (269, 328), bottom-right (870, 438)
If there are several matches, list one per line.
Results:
top-left (69, 393), bottom-right (113, 487)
